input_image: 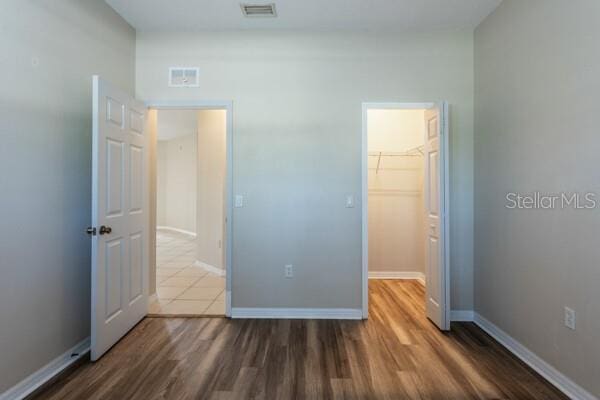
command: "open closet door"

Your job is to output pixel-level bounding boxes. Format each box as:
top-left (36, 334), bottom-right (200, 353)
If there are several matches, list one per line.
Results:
top-left (90, 76), bottom-right (149, 360)
top-left (424, 103), bottom-right (449, 331)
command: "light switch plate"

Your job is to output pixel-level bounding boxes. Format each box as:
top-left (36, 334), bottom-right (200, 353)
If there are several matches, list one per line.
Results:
top-left (345, 195), bottom-right (355, 208)
top-left (285, 264), bottom-right (293, 278)
top-left (235, 195), bottom-right (244, 208)
top-left (564, 307), bottom-right (576, 330)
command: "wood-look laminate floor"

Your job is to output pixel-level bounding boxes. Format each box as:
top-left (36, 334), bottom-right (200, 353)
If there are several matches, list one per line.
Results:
top-left (34, 280), bottom-right (566, 400)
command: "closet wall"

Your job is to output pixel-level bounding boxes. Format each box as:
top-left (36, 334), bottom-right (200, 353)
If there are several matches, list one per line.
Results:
top-left (368, 109), bottom-right (425, 275)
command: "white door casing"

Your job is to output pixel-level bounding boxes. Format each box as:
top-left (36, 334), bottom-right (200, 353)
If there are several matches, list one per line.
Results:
top-left (91, 76), bottom-right (149, 360)
top-left (423, 104), bottom-right (449, 330)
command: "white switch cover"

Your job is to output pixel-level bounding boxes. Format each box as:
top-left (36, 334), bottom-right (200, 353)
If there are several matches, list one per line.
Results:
top-left (285, 264), bottom-right (293, 278)
top-left (345, 195), bottom-right (355, 208)
top-left (235, 195), bottom-right (244, 208)
top-left (564, 307), bottom-right (576, 330)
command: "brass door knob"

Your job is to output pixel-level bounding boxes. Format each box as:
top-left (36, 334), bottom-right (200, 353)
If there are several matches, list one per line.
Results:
top-left (99, 225), bottom-right (112, 235)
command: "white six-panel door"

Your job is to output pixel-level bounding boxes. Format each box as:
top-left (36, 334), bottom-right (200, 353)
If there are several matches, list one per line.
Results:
top-left (424, 106), bottom-right (449, 330)
top-left (91, 76), bottom-right (149, 360)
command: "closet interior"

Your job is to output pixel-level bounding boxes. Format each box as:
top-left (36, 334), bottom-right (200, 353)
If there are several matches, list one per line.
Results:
top-left (367, 108), bottom-right (426, 289)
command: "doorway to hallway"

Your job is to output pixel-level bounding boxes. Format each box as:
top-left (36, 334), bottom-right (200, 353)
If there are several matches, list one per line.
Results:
top-left (147, 106), bottom-right (232, 317)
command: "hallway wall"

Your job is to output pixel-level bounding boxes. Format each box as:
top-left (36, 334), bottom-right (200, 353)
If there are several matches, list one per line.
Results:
top-left (196, 110), bottom-right (227, 271)
top-left (157, 133), bottom-right (198, 234)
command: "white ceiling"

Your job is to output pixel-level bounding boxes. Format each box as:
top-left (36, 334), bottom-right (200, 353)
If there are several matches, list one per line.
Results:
top-left (105, 0), bottom-right (502, 32)
top-left (157, 110), bottom-right (197, 141)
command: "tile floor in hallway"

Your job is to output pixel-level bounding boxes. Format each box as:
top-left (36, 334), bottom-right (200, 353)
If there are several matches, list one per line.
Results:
top-left (149, 229), bottom-right (225, 316)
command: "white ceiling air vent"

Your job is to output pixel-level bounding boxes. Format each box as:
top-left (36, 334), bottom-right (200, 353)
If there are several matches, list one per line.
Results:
top-left (240, 3), bottom-right (277, 17)
top-left (169, 67), bottom-right (200, 88)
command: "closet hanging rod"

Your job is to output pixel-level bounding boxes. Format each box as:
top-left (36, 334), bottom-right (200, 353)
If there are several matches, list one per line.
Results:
top-left (370, 146), bottom-right (424, 174)
top-left (368, 153), bottom-right (422, 157)
top-left (368, 145), bottom-right (424, 158)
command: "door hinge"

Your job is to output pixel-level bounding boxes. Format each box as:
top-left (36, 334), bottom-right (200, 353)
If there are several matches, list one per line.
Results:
top-left (86, 227), bottom-right (97, 236)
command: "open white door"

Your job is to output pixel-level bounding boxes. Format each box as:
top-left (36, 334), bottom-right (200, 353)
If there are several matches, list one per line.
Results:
top-left (90, 76), bottom-right (149, 360)
top-left (424, 104), bottom-right (449, 330)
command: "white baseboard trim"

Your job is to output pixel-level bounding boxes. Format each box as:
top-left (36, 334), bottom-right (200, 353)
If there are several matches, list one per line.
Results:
top-left (0, 338), bottom-right (90, 400)
top-left (157, 226), bottom-right (197, 238)
top-left (369, 271), bottom-right (425, 285)
top-left (231, 308), bottom-right (363, 320)
top-left (450, 310), bottom-right (474, 322)
top-left (194, 260), bottom-right (225, 277)
top-left (474, 313), bottom-right (597, 400)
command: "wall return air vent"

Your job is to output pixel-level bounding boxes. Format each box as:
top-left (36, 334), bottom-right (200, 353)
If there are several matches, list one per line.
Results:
top-left (169, 67), bottom-right (200, 88)
top-left (240, 3), bottom-right (277, 17)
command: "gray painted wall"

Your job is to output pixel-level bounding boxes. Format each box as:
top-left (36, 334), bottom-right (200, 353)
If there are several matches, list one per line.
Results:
top-left (0, 0), bottom-right (135, 392)
top-left (137, 31), bottom-right (475, 311)
top-left (474, 1), bottom-right (600, 396)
